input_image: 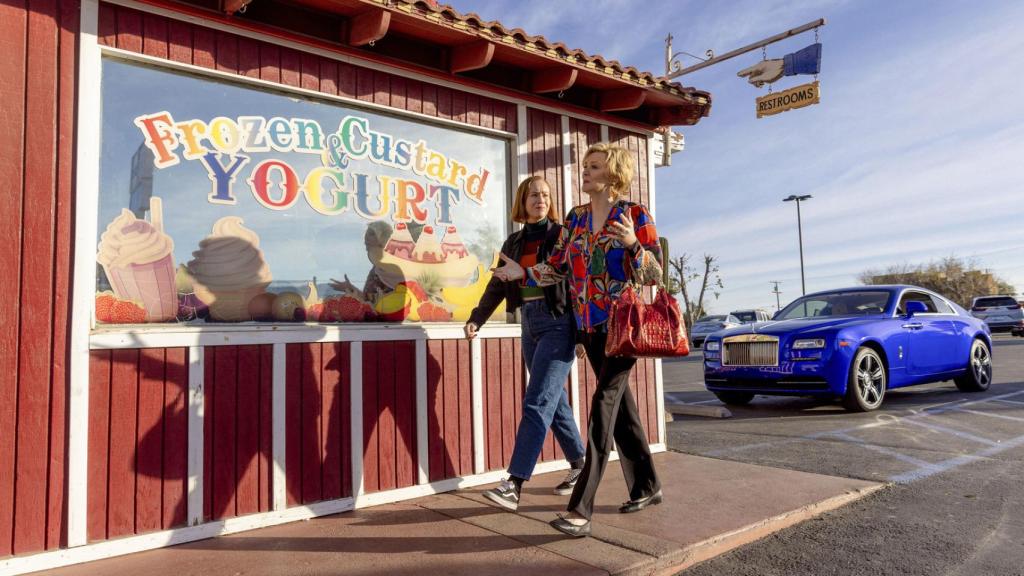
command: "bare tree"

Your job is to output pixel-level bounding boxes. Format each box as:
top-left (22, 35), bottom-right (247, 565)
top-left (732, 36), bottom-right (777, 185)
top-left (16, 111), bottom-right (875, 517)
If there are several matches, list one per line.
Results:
top-left (668, 253), bottom-right (723, 336)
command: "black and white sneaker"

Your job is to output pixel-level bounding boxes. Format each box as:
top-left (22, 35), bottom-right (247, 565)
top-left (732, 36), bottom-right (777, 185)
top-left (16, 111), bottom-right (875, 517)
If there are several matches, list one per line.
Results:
top-left (553, 468), bottom-right (582, 495)
top-left (483, 479), bottom-right (520, 511)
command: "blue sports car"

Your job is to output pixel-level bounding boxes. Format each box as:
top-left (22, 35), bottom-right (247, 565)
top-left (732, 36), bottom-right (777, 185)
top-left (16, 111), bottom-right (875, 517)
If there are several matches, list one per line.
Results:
top-left (703, 285), bottom-right (993, 411)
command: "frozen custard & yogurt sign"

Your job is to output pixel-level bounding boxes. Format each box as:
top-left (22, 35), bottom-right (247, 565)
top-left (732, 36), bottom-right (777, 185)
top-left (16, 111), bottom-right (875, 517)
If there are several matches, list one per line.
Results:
top-left (133, 112), bottom-right (492, 224)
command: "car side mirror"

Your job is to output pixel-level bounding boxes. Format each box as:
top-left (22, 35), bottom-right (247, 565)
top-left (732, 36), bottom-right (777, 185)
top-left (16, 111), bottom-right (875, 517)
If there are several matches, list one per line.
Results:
top-left (905, 301), bottom-right (928, 317)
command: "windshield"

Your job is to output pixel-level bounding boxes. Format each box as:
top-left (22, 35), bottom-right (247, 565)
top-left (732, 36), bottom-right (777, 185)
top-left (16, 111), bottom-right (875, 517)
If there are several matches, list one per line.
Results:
top-left (732, 311), bottom-right (756, 322)
top-left (777, 290), bottom-right (891, 320)
top-left (696, 315), bottom-right (725, 323)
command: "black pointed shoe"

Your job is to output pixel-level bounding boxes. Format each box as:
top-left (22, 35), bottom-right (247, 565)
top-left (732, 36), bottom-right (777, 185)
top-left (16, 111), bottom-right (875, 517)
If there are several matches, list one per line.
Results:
top-left (549, 514), bottom-right (591, 538)
top-left (618, 489), bottom-right (663, 514)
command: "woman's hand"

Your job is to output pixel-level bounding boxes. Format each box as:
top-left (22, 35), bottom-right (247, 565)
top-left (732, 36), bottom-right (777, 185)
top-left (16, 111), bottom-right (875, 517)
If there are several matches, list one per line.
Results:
top-left (609, 211), bottom-right (638, 249)
top-left (491, 253), bottom-right (525, 281)
top-left (464, 322), bottom-right (479, 339)
top-left (575, 343), bottom-right (586, 359)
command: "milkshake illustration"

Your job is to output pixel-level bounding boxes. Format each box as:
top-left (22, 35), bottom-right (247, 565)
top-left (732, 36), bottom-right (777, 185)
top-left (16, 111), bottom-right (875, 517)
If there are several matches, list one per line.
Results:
top-left (96, 197), bottom-right (177, 321)
top-left (187, 216), bottom-right (272, 321)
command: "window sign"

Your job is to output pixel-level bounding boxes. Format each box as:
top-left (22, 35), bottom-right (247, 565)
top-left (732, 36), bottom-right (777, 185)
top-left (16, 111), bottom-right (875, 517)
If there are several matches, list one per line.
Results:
top-left (96, 58), bottom-right (509, 325)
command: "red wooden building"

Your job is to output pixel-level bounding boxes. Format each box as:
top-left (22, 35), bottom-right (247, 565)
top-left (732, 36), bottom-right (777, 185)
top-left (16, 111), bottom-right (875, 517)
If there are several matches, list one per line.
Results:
top-left (0, 0), bottom-right (710, 572)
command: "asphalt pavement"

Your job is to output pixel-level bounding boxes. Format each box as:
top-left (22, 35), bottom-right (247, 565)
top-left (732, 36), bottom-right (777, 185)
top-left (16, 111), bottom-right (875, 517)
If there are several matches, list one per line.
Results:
top-left (665, 335), bottom-right (1024, 575)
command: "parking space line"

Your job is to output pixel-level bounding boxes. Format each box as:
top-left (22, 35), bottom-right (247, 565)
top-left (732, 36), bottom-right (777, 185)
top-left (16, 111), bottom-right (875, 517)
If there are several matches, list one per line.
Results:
top-left (698, 390), bottom-right (1024, 460)
top-left (952, 407), bottom-right (1024, 423)
top-left (903, 418), bottom-right (1000, 446)
top-left (990, 398), bottom-right (1024, 407)
top-left (824, 431), bottom-right (939, 470)
top-left (889, 433), bottom-right (1024, 484)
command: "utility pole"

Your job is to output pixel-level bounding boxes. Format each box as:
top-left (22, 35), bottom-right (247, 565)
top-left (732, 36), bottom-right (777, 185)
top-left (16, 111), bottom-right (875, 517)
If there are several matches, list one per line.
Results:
top-left (770, 281), bottom-right (783, 310)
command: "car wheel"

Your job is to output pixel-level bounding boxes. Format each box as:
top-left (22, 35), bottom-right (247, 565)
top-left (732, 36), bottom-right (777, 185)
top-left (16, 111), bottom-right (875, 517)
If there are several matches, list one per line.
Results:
top-left (713, 391), bottom-right (754, 406)
top-left (954, 339), bottom-right (992, 392)
top-left (842, 347), bottom-right (886, 412)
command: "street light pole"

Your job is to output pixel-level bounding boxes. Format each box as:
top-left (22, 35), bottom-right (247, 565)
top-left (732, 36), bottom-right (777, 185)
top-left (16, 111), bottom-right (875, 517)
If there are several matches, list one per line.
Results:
top-left (783, 195), bottom-right (812, 295)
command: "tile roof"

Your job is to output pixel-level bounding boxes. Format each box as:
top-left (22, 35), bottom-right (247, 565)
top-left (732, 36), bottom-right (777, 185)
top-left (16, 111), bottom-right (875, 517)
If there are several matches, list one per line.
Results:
top-left (379, 0), bottom-right (711, 118)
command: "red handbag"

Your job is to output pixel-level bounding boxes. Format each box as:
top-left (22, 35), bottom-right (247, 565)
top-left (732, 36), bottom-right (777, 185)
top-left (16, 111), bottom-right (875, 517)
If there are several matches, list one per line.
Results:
top-left (605, 285), bottom-right (690, 358)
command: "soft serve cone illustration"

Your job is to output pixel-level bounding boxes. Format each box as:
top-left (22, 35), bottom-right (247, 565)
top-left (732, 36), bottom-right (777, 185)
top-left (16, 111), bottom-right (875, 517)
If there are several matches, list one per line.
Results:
top-left (96, 197), bottom-right (177, 321)
top-left (187, 216), bottom-right (272, 321)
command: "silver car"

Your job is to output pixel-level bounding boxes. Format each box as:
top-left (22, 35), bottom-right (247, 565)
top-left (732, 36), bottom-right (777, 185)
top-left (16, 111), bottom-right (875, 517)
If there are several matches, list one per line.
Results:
top-left (690, 314), bottom-right (742, 348)
top-left (970, 295), bottom-right (1024, 335)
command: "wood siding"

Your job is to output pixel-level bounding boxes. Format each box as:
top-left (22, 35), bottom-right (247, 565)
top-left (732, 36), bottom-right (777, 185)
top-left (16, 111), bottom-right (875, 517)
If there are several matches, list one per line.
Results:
top-left (87, 349), bottom-right (189, 541)
top-left (96, 3), bottom-right (517, 133)
top-left (0, 0), bottom-right (78, 556)
top-left (285, 343), bottom-right (352, 505)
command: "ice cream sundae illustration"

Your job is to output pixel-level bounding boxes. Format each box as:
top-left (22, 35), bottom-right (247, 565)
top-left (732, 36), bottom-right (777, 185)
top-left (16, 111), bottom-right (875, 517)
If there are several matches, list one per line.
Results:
top-left (383, 223), bottom-right (415, 259)
top-left (187, 216), bottom-right (272, 321)
top-left (375, 222), bottom-right (479, 289)
top-left (440, 226), bottom-right (469, 260)
top-left (96, 197), bottom-right (177, 321)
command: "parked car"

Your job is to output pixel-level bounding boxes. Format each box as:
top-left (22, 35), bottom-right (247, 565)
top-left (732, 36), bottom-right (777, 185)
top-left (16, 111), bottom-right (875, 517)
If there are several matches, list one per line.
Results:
top-left (969, 295), bottom-right (1024, 335)
top-left (703, 285), bottom-right (992, 412)
top-left (690, 314), bottom-right (742, 348)
top-left (729, 308), bottom-right (773, 324)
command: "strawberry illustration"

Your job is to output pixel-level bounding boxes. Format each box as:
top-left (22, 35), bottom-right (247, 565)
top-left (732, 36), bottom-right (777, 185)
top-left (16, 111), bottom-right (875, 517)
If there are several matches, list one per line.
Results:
top-left (109, 300), bottom-right (147, 324)
top-left (95, 292), bottom-right (116, 323)
top-left (335, 296), bottom-right (370, 321)
top-left (417, 301), bottom-right (452, 322)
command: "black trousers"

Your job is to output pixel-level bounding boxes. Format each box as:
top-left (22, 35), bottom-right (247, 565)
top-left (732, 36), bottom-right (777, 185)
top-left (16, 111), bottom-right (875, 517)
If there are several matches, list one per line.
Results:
top-left (567, 331), bottom-right (660, 520)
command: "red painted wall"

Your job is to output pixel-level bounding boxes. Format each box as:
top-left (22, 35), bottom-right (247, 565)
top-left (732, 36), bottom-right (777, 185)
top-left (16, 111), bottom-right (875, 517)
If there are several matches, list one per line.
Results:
top-left (286, 343), bottom-right (352, 505)
top-left (96, 4), bottom-right (517, 133)
top-left (0, 0), bottom-right (78, 556)
top-left (88, 349), bottom-right (189, 541)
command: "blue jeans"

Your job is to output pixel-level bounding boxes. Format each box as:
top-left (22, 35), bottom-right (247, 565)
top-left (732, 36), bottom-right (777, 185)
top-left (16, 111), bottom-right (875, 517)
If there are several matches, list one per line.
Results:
top-left (507, 300), bottom-right (585, 480)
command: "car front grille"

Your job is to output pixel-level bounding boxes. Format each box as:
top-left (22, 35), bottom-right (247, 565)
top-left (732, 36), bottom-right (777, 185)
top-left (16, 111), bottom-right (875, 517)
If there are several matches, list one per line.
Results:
top-left (722, 335), bottom-right (779, 366)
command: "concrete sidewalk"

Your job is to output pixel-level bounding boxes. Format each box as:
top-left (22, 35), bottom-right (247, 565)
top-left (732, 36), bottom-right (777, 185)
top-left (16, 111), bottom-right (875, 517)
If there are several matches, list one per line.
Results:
top-left (40, 452), bottom-right (883, 576)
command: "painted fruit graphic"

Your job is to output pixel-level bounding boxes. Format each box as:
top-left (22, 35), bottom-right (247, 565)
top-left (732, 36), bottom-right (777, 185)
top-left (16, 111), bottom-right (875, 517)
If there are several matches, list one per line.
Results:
top-left (374, 284), bottom-right (421, 322)
top-left (416, 301), bottom-right (452, 322)
top-left (322, 296), bottom-right (373, 322)
top-left (272, 292), bottom-right (305, 321)
top-left (248, 292), bottom-right (276, 321)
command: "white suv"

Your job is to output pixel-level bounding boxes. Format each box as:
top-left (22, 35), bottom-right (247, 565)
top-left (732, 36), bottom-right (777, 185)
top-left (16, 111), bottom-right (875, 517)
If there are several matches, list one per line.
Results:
top-left (728, 308), bottom-right (773, 324)
top-left (970, 295), bottom-right (1024, 335)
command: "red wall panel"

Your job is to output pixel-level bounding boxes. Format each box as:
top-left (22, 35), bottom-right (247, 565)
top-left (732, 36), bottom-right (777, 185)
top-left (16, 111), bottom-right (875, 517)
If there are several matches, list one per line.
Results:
top-left (97, 4), bottom-right (516, 133)
top-left (87, 348), bottom-right (189, 542)
top-left (362, 341), bottom-right (417, 493)
top-left (0, 0), bottom-right (77, 555)
top-left (285, 342), bottom-right (352, 505)
top-left (204, 345), bottom-right (273, 521)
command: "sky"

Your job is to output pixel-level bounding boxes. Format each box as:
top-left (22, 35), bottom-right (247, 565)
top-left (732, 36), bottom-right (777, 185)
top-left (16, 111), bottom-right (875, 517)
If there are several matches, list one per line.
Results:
top-left (464, 0), bottom-right (1024, 313)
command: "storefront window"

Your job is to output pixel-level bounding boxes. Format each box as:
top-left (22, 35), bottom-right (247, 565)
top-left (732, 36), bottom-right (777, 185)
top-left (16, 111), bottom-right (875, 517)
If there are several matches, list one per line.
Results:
top-left (96, 58), bottom-right (509, 326)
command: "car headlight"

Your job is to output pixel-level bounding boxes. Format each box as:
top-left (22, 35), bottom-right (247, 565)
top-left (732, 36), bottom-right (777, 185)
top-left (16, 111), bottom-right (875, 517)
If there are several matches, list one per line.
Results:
top-left (792, 338), bottom-right (826, 349)
top-left (704, 341), bottom-right (720, 351)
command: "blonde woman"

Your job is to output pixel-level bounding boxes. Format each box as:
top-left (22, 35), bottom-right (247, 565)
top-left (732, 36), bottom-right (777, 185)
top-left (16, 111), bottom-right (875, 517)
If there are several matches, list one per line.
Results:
top-left (493, 143), bottom-right (663, 537)
top-left (467, 176), bottom-right (585, 511)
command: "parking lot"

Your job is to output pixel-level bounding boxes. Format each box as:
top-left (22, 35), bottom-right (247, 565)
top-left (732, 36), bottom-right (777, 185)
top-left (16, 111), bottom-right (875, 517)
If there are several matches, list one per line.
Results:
top-left (664, 335), bottom-right (1024, 575)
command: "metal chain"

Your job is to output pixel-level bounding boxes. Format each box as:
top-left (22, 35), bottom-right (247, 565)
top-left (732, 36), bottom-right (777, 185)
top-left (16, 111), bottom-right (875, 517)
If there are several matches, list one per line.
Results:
top-left (814, 27), bottom-right (820, 81)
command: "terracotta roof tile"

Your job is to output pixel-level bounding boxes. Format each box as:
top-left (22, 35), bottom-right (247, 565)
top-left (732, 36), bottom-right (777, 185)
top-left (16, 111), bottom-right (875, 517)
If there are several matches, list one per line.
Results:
top-left (379, 0), bottom-right (710, 114)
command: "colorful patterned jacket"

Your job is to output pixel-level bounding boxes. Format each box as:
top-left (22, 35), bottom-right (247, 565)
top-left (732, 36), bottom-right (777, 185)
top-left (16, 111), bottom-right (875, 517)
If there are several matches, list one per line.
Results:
top-left (526, 200), bottom-right (662, 332)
